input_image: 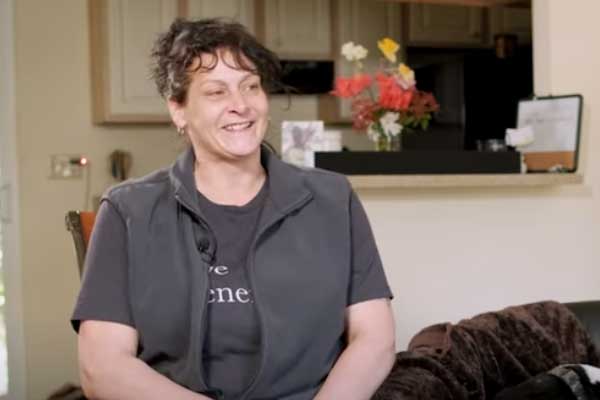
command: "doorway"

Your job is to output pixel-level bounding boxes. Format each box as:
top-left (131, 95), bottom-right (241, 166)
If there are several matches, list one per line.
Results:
top-left (0, 0), bottom-right (26, 399)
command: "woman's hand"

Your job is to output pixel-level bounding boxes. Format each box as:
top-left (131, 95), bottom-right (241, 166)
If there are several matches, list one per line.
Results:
top-left (314, 298), bottom-right (396, 400)
top-left (78, 320), bottom-right (211, 400)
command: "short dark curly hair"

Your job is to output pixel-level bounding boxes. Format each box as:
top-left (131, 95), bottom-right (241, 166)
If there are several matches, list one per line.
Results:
top-left (150, 18), bottom-right (283, 104)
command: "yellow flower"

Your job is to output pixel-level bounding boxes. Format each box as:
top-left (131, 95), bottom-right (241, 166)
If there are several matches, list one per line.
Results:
top-left (377, 38), bottom-right (400, 63)
top-left (398, 63), bottom-right (416, 88)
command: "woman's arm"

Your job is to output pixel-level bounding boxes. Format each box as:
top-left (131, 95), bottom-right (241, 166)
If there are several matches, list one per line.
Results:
top-left (78, 320), bottom-right (212, 400)
top-left (314, 298), bottom-right (396, 400)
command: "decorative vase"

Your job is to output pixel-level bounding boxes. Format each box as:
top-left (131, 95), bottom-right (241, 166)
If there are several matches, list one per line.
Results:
top-left (373, 134), bottom-right (401, 151)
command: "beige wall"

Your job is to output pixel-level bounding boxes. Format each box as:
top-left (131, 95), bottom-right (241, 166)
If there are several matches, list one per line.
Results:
top-left (15, 1), bottom-right (182, 399)
top-left (12, 0), bottom-right (600, 398)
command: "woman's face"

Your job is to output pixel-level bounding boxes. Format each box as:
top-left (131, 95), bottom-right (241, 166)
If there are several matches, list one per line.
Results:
top-left (168, 50), bottom-right (269, 162)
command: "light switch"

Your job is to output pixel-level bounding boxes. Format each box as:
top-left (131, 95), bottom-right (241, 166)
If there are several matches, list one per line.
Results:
top-left (49, 154), bottom-right (87, 179)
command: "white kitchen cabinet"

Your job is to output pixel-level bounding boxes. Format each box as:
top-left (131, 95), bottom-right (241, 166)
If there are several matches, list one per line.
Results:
top-left (90, 0), bottom-right (260, 123)
top-left (90, 0), bottom-right (182, 123)
top-left (408, 4), bottom-right (485, 47)
top-left (258, 0), bottom-right (332, 60)
top-left (319, 0), bottom-right (402, 122)
top-left (185, 0), bottom-right (255, 33)
top-left (490, 6), bottom-right (532, 45)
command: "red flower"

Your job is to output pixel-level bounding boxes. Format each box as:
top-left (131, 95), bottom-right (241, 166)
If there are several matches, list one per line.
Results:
top-left (410, 90), bottom-right (440, 118)
top-left (331, 74), bottom-right (372, 98)
top-left (351, 98), bottom-right (378, 130)
top-left (375, 73), bottom-right (414, 111)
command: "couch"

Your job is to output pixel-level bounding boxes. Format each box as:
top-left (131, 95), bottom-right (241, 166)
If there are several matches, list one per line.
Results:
top-left (374, 300), bottom-right (600, 400)
top-left (565, 300), bottom-right (600, 351)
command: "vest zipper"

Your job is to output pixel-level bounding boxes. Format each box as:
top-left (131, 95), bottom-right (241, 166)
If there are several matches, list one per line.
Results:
top-left (197, 261), bottom-right (211, 391)
top-left (175, 193), bottom-right (217, 393)
top-left (238, 230), bottom-right (266, 400)
top-left (240, 194), bottom-right (313, 400)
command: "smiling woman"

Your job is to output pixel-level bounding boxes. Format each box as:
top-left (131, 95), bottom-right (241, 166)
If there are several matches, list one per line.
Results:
top-left (71, 17), bottom-right (395, 400)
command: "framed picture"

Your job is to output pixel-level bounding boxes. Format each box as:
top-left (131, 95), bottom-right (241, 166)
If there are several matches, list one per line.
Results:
top-left (517, 94), bottom-right (583, 172)
top-left (281, 121), bottom-right (325, 167)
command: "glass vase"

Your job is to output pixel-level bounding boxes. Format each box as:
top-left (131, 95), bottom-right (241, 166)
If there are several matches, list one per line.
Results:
top-left (374, 134), bottom-right (401, 151)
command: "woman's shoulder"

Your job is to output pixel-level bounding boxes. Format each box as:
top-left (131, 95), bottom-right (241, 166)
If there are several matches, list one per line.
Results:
top-left (289, 164), bottom-right (354, 202)
top-left (102, 166), bottom-right (171, 205)
top-left (267, 152), bottom-right (353, 200)
top-left (303, 166), bottom-right (351, 189)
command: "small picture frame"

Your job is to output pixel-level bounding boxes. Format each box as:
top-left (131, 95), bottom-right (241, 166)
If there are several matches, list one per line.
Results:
top-left (281, 121), bottom-right (325, 167)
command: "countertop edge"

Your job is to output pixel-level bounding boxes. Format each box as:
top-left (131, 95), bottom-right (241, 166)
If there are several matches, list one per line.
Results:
top-left (348, 173), bottom-right (584, 189)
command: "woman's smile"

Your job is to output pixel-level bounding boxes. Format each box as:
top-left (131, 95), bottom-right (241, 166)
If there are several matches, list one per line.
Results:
top-left (221, 120), bottom-right (254, 132)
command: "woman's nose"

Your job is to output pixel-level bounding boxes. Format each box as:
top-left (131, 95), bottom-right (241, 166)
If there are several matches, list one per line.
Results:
top-left (228, 90), bottom-right (250, 114)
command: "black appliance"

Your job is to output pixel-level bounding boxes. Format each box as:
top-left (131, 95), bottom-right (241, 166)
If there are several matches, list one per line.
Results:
top-left (273, 60), bottom-right (334, 95)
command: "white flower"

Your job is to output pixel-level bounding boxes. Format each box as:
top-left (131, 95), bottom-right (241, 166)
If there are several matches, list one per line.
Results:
top-left (379, 112), bottom-right (403, 137)
top-left (341, 41), bottom-right (368, 62)
top-left (353, 45), bottom-right (368, 61)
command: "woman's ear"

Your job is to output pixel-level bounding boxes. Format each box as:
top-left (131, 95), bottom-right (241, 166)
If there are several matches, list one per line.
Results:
top-left (167, 98), bottom-right (186, 130)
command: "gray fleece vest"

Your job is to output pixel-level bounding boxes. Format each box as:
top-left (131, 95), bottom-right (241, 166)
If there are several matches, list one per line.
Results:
top-left (104, 148), bottom-right (354, 399)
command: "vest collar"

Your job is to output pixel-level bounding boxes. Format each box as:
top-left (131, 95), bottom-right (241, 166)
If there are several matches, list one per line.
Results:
top-left (169, 146), bottom-right (312, 218)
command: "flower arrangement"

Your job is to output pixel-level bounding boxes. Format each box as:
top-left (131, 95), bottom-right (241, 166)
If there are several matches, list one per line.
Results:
top-left (332, 38), bottom-right (439, 150)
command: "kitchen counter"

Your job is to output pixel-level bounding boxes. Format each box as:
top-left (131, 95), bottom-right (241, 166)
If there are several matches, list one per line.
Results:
top-left (347, 173), bottom-right (584, 189)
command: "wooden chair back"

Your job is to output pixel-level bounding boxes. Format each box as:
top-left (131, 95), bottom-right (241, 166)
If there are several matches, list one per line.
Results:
top-left (65, 211), bottom-right (96, 277)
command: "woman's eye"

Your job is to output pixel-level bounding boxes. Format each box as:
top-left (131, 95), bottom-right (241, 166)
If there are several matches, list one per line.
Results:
top-left (202, 86), bottom-right (226, 97)
top-left (244, 83), bottom-right (261, 92)
top-left (207, 90), bottom-right (225, 96)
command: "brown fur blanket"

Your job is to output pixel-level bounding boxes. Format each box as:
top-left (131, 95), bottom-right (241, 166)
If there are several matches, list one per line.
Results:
top-left (374, 301), bottom-right (600, 400)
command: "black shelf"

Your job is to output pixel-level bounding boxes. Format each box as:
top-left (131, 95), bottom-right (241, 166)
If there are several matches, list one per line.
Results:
top-left (314, 151), bottom-right (521, 175)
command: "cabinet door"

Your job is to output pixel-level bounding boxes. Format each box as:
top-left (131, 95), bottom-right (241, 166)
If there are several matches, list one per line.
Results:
top-left (186, 0), bottom-right (254, 33)
top-left (408, 4), bottom-right (484, 46)
top-left (90, 0), bottom-right (181, 123)
top-left (490, 6), bottom-right (532, 45)
top-left (261, 0), bottom-right (332, 59)
top-left (319, 0), bottom-right (402, 122)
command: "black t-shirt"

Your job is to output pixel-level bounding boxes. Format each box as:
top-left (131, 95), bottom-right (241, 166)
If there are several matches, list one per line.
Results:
top-left (197, 183), bottom-right (267, 398)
